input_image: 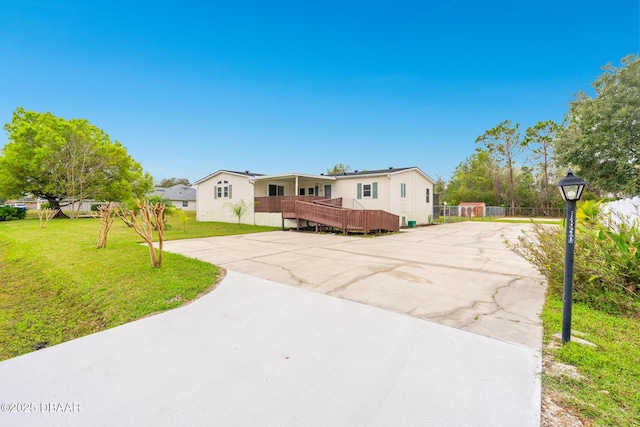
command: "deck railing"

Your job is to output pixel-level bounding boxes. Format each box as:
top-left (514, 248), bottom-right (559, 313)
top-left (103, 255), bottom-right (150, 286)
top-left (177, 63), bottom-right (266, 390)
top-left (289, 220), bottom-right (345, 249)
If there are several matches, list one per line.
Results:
top-left (254, 196), bottom-right (328, 213)
top-left (282, 200), bottom-right (399, 234)
top-left (312, 197), bottom-right (343, 208)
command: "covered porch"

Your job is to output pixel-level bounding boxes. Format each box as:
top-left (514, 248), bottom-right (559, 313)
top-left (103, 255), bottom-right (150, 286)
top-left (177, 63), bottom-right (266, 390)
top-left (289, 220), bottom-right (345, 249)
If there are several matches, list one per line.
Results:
top-left (251, 173), bottom-right (336, 202)
top-left (250, 172), bottom-right (398, 234)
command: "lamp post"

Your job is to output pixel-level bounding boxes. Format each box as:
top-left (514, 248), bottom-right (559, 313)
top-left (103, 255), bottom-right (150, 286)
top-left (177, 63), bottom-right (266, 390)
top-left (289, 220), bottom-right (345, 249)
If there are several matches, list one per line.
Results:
top-left (556, 169), bottom-right (589, 345)
top-left (443, 201), bottom-right (447, 224)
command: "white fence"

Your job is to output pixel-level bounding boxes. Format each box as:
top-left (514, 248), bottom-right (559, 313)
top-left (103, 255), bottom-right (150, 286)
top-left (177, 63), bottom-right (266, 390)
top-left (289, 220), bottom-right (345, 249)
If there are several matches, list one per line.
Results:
top-left (602, 197), bottom-right (640, 227)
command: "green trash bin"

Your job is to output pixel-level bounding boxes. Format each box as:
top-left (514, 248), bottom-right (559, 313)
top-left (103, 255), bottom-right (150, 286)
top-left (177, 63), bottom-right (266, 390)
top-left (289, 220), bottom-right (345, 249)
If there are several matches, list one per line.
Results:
top-left (408, 220), bottom-right (416, 228)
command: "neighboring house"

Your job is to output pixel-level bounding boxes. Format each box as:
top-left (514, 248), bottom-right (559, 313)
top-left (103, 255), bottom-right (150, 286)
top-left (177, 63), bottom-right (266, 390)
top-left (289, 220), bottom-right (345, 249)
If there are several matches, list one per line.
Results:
top-left (3, 198), bottom-right (40, 210)
top-left (195, 167), bottom-right (435, 227)
top-left (153, 185), bottom-right (197, 210)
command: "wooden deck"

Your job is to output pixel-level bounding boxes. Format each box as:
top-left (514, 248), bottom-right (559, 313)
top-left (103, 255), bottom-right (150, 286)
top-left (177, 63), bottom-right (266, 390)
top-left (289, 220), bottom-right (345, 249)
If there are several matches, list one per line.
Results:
top-left (254, 196), bottom-right (328, 213)
top-left (281, 198), bottom-right (399, 234)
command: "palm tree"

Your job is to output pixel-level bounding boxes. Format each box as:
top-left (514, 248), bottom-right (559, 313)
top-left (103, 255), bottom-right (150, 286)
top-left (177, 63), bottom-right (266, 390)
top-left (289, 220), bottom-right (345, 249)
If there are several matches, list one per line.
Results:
top-left (223, 199), bottom-right (250, 226)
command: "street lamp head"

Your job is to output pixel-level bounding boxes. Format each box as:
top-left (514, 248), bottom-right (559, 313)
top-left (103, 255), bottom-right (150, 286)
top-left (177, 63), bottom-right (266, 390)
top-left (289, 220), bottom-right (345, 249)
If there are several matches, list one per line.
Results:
top-left (557, 169), bottom-right (589, 201)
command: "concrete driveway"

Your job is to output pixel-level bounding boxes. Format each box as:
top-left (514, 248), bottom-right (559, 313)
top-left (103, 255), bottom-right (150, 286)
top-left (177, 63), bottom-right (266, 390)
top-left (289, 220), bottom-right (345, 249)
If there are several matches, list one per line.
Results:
top-left (0, 221), bottom-right (545, 426)
top-left (163, 221), bottom-right (546, 350)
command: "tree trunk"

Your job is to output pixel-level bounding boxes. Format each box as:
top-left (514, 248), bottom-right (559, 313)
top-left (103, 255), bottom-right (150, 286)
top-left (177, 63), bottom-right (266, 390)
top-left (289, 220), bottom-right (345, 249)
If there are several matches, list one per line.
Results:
top-left (45, 196), bottom-right (69, 218)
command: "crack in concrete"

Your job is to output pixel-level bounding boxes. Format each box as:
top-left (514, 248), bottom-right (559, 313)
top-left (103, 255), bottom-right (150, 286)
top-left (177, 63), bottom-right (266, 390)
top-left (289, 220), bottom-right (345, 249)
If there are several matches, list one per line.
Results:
top-left (327, 262), bottom-right (434, 297)
top-left (406, 305), bottom-right (421, 316)
top-left (426, 276), bottom-right (540, 330)
top-left (327, 264), bottom-right (404, 296)
top-left (322, 246), bottom-right (524, 280)
top-left (236, 258), bottom-right (307, 285)
top-left (427, 299), bottom-right (499, 328)
top-left (490, 277), bottom-right (541, 325)
top-left (225, 239), bottom-right (540, 331)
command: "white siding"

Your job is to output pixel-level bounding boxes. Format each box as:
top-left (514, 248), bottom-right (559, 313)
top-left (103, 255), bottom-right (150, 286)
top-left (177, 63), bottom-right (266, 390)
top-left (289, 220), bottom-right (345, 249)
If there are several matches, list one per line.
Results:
top-left (196, 172), bottom-right (256, 224)
top-left (334, 176), bottom-right (389, 210)
top-left (60, 200), bottom-right (99, 215)
top-left (173, 200), bottom-right (196, 211)
top-left (398, 169), bottom-right (434, 225)
top-left (334, 169), bottom-right (434, 226)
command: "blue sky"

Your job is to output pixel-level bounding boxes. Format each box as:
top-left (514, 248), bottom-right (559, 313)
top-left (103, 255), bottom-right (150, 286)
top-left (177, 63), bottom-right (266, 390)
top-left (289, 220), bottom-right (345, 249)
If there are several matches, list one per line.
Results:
top-left (1, 1), bottom-right (638, 184)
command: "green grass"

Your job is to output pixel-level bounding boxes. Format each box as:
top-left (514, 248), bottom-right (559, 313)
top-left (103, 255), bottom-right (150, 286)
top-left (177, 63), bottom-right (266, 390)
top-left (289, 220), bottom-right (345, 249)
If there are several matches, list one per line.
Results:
top-left (0, 212), bottom-right (278, 361)
top-left (542, 294), bottom-right (640, 425)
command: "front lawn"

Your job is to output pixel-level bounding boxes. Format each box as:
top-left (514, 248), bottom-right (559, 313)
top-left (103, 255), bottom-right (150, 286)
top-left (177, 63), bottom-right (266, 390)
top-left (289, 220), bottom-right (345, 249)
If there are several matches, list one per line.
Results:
top-left (541, 295), bottom-right (640, 425)
top-left (0, 212), bottom-right (278, 361)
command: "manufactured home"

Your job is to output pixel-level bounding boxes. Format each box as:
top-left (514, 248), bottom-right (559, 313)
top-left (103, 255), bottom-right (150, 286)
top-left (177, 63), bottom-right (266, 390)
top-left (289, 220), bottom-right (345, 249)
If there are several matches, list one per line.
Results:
top-left (196, 167), bottom-right (435, 231)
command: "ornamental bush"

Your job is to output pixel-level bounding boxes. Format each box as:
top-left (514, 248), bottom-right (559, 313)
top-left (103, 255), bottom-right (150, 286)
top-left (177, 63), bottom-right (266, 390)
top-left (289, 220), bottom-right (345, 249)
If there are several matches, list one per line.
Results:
top-left (0, 206), bottom-right (27, 221)
top-left (510, 203), bottom-right (640, 318)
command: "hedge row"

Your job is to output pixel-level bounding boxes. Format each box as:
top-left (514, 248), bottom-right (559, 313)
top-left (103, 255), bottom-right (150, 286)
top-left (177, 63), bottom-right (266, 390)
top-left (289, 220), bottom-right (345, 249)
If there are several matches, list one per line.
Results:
top-left (0, 206), bottom-right (27, 221)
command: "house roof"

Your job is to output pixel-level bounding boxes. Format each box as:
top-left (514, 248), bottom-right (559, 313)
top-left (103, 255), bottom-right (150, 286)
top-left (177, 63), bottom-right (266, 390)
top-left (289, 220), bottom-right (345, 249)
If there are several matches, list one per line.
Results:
top-left (154, 185), bottom-right (196, 201)
top-left (252, 172), bottom-right (335, 182)
top-left (328, 166), bottom-right (412, 176)
top-left (196, 166), bottom-right (435, 184)
top-left (195, 170), bottom-right (264, 184)
top-left (329, 166), bottom-right (435, 183)
top-left (459, 202), bottom-right (486, 207)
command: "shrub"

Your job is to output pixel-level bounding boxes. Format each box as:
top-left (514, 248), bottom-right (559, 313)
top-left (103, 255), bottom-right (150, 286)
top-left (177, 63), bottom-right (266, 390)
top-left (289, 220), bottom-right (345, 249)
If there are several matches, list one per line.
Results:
top-left (510, 205), bottom-right (640, 318)
top-left (0, 206), bottom-right (27, 221)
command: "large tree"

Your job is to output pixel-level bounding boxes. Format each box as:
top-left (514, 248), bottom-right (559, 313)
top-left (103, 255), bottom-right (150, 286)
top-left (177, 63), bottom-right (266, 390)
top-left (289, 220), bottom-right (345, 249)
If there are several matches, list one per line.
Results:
top-left (326, 163), bottom-right (352, 175)
top-left (156, 177), bottom-right (191, 187)
top-left (446, 148), bottom-right (503, 206)
top-left (0, 108), bottom-right (153, 217)
top-left (476, 120), bottom-right (525, 215)
top-left (433, 176), bottom-right (447, 200)
top-left (556, 55), bottom-right (640, 195)
top-left (524, 120), bottom-right (561, 214)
